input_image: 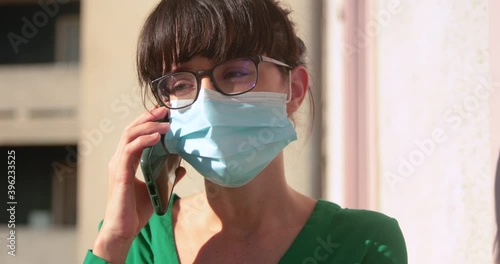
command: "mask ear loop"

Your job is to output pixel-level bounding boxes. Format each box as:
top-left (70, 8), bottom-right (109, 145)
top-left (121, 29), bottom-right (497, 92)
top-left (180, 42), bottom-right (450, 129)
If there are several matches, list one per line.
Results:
top-left (285, 69), bottom-right (292, 103)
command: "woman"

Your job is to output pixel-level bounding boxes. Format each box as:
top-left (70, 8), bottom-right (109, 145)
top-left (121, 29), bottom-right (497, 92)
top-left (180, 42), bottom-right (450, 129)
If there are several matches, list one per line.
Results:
top-left (84, 0), bottom-right (407, 263)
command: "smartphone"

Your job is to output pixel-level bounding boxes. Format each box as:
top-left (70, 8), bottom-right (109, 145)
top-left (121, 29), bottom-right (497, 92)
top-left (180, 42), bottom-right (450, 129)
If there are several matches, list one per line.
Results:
top-left (140, 115), bottom-right (181, 215)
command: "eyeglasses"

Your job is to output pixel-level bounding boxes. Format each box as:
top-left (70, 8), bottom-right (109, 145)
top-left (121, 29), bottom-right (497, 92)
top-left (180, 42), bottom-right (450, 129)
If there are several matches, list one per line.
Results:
top-left (151, 55), bottom-right (292, 109)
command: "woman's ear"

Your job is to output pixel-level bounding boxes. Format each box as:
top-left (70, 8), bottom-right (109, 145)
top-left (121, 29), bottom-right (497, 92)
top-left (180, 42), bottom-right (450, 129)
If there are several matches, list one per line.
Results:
top-left (286, 65), bottom-right (309, 116)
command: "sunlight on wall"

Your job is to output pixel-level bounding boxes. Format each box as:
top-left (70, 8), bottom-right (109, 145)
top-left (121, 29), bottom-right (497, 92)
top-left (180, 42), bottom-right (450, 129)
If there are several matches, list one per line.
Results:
top-left (323, 0), bottom-right (346, 206)
top-left (377, 0), bottom-right (494, 263)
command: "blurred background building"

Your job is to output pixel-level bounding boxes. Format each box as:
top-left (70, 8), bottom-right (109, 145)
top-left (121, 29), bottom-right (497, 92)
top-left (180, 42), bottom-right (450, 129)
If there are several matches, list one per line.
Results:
top-left (0, 0), bottom-right (498, 263)
top-left (0, 0), bottom-right (80, 263)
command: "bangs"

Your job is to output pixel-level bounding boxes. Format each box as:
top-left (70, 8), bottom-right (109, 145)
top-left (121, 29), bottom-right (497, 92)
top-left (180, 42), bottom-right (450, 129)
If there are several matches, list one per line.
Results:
top-left (165, 0), bottom-right (270, 66)
top-left (137, 0), bottom-right (299, 90)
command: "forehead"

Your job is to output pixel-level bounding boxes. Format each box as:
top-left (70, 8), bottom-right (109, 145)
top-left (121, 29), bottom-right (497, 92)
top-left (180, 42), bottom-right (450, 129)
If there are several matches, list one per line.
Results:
top-left (169, 56), bottom-right (215, 73)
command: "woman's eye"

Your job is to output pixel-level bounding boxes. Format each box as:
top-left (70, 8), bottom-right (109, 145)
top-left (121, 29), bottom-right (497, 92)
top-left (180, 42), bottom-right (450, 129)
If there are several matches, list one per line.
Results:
top-left (223, 70), bottom-right (249, 80)
top-left (171, 83), bottom-right (195, 94)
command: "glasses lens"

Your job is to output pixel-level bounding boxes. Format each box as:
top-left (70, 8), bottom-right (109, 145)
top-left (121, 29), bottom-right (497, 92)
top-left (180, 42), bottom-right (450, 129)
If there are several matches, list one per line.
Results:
top-left (157, 73), bottom-right (198, 109)
top-left (213, 58), bottom-right (257, 94)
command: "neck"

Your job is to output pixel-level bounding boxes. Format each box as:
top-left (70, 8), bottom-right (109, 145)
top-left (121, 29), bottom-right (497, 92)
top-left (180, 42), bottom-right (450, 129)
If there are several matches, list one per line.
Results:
top-left (200, 152), bottom-right (300, 238)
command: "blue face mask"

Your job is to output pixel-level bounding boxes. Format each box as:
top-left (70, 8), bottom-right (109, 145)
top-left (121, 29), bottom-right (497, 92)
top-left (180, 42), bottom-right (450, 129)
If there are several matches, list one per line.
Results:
top-left (164, 89), bottom-right (297, 187)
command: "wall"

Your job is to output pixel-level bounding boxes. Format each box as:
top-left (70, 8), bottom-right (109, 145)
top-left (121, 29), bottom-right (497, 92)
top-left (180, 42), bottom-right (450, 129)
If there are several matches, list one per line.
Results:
top-left (490, 0), bottom-right (500, 166)
top-left (0, 64), bottom-right (79, 145)
top-left (377, 0), bottom-right (495, 263)
top-left (0, 64), bottom-right (79, 263)
top-left (0, 227), bottom-right (75, 264)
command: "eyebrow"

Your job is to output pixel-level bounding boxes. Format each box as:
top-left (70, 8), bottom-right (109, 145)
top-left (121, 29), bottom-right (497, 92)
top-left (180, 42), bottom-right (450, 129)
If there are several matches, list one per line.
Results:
top-left (170, 60), bottom-right (215, 74)
top-left (170, 65), bottom-right (190, 73)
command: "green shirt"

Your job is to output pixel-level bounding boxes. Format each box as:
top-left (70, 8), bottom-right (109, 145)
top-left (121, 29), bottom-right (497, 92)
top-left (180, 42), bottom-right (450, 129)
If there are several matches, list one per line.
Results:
top-left (84, 195), bottom-right (407, 263)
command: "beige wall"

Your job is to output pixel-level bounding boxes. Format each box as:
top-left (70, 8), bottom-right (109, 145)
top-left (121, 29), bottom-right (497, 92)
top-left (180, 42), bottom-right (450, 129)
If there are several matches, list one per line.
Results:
top-left (76, 0), bottom-right (322, 262)
top-left (376, 0), bottom-right (494, 263)
top-left (0, 64), bottom-right (79, 145)
top-left (77, 0), bottom-right (155, 261)
top-left (490, 3), bottom-right (500, 260)
top-left (490, 0), bottom-right (500, 167)
top-left (0, 227), bottom-right (75, 264)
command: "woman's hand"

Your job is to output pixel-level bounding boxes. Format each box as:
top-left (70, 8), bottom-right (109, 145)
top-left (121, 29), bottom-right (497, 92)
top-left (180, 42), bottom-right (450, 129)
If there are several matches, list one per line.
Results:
top-left (92, 106), bottom-right (183, 263)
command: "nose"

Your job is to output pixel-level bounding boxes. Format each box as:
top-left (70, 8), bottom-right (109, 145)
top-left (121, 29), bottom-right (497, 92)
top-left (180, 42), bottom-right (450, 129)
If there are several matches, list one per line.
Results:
top-left (200, 76), bottom-right (216, 91)
top-left (194, 69), bottom-right (217, 92)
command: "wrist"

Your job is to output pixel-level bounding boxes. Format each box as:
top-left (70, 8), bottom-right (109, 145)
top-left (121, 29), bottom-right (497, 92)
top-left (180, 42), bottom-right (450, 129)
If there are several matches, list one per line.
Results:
top-left (92, 232), bottom-right (134, 264)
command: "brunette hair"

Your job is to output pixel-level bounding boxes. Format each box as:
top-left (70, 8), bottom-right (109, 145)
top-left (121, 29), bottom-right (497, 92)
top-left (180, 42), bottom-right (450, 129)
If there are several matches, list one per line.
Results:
top-left (136, 0), bottom-right (308, 105)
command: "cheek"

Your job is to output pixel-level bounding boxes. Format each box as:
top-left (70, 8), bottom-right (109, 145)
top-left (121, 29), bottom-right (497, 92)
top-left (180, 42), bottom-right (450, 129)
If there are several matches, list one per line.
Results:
top-left (253, 70), bottom-right (287, 93)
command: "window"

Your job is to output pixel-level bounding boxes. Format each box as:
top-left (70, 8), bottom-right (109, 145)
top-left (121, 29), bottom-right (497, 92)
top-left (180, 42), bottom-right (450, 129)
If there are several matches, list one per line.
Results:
top-left (0, 1), bottom-right (80, 64)
top-left (1, 146), bottom-right (77, 227)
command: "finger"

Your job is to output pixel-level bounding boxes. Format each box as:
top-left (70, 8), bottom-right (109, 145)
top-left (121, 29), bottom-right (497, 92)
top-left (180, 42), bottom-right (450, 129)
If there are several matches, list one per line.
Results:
top-left (116, 132), bottom-right (162, 185)
top-left (126, 107), bottom-right (168, 130)
top-left (114, 108), bottom-right (168, 158)
top-left (121, 121), bottom-right (170, 145)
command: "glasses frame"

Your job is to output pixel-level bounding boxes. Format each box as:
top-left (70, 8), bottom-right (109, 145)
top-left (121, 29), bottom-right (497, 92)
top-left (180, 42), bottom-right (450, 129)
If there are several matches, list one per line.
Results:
top-left (151, 55), bottom-right (293, 109)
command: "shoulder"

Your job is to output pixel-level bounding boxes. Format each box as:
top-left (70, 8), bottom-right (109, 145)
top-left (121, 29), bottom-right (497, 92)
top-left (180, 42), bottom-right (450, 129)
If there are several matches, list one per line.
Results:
top-left (316, 199), bottom-right (405, 241)
top-left (313, 200), bottom-right (408, 263)
top-left (314, 199), bottom-right (399, 230)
